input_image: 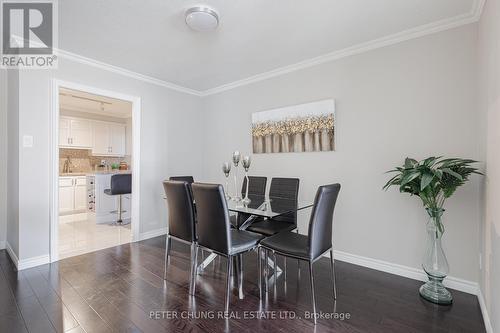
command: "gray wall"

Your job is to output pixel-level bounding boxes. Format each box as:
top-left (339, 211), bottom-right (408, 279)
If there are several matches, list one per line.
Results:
top-left (478, 0), bottom-right (500, 329)
top-left (0, 70), bottom-right (6, 249)
top-left (6, 69), bottom-right (19, 257)
top-left (201, 24), bottom-right (481, 282)
top-left (15, 57), bottom-right (203, 260)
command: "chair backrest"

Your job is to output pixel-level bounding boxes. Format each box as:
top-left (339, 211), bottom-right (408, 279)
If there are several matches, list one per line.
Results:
top-left (192, 183), bottom-right (231, 255)
top-left (269, 177), bottom-right (299, 224)
top-left (307, 184), bottom-right (341, 260)
top-left (163, 181), bottom-right (196, 242)
top-left (241, 176), bottom-right (267, 197)
top-left (169, 176), bottom-right (194, 184)
top-left (269, 178), bottom-right (300, 200)
top-left (109, 174), bottom-right (132, 195)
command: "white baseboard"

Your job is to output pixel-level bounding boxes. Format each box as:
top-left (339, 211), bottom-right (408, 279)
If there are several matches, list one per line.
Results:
top-left (5, 241), bottom-right (19, 269)
top-left (333, 250), bottom-right (479, 295)
top-left (139, 227), bottom-right (167, 241)
top-left (5, 241), bottom-right (50, 271)
top-left (18, 254), bottom-right (50, 270)
top-left (478, 289), bottom-right (494, 333)
top-left (0, 240), bottom-right (5, 250)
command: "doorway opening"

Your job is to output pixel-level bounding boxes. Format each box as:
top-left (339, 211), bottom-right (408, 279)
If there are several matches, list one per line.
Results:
top-left (50, 80), bottom-right (141, 261)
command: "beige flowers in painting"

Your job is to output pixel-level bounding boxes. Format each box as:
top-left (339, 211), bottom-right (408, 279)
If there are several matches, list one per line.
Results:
top-left (251, 100), bottom-right (335, 154)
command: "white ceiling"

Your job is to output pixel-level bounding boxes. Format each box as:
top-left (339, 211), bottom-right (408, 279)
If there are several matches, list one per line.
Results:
top-left (59, 88), bottom-right (132, 118)
top-left (59, 0), bottom-right (477, 92)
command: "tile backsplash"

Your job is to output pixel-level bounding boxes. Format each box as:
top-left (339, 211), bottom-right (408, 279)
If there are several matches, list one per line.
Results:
top-left (60, 148), bottom-right (130, 173)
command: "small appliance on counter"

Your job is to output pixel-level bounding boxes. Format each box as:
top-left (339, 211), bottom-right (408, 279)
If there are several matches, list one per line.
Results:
top-left (95, 160), bottom-right (109, 172)
top-left (119, 161), bottom-right (128, 170)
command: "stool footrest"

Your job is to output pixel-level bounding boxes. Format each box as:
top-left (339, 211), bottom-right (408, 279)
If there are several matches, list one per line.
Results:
top-left (110, 210), bottom-right (127, 214)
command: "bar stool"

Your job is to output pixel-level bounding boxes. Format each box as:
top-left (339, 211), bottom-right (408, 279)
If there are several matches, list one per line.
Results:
top-left (104, 174), bottom-right (132, 225)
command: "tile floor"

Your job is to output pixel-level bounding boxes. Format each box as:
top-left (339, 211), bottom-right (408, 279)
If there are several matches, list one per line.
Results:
top-left (58, 213), bottom-right (132, 259)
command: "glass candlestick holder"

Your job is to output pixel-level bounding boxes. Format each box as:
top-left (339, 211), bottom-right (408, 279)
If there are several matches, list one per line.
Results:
top-left (242, 155), bottom-right (251, 205)
top-left (232, 151), bottom-right (241, 202)
top-left (222, 162), bottom-right (232, 200)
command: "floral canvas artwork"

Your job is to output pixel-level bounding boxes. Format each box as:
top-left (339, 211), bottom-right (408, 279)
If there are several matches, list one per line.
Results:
top-left (252, 99), bottom-right (335, 154)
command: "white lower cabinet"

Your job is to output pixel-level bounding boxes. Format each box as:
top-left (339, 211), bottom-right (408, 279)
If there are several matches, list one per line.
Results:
top-left (59, 176), bottom-right (87, 214)
top-left (59, 178), bottom-right (75, 214)
top-left (74, 178), bottom-right (88, 211)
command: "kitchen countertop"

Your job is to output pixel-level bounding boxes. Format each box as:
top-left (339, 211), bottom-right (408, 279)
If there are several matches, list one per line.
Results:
top-left (59, 170), bottom-right (131, 177)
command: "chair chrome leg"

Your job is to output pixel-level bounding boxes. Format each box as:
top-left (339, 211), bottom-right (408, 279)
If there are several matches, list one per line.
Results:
top-left (237, 254), bottom-right (244, 299)
top-left (296, 229), bottom-right (301, 278)
top-left (284, 257), bottom-right (287, 282)
top-left (190, 245), bottom-right (198, 296)
top-left (264, 249), bottom-right (269, 292)
top-left (309, 261), bottom-right (317, 325)
top-left (163, 235), bottom-right (170, 280)
top-left (117, 194), bottom-right (123, 223)
top-left (273, 251), bottom-right (277, 296)
top-left (258, 248), bottom-right (262, 300)
top-left (189, 242), bottom-right (197, 295)
top-left (330, 249), bottom-right (337, 300)
top-left (225, 256), bottom-right (233, 313)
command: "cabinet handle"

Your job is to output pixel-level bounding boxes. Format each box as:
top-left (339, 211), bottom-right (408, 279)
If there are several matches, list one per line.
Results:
top-left (68, 138), bottom-right (70, 144)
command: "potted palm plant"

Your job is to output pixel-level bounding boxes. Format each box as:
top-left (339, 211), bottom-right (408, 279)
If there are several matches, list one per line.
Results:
top-left (383, 157), bottom-right (481, 304)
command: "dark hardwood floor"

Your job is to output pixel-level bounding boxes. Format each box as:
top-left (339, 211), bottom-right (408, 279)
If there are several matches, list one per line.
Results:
top-left (0, 236), bottom-right (485, 332)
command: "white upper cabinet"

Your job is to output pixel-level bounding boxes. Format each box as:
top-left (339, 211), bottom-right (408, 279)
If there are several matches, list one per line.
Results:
top-left (92, 121), bottom-right (126, 157)
top-left (69, 119), bottom-right (93, 148)
top-left (109, 123), bottom-right (126, 156)
top-left (59, 116), bottom-right (126, 157)
top-left (92, 121), bottom-right (110, 155)
top-left (59, 116), bottom-right (92, 148)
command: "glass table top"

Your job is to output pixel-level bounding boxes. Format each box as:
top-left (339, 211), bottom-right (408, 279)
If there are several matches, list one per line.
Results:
top-left (226, 194), bottom-right (313, 218)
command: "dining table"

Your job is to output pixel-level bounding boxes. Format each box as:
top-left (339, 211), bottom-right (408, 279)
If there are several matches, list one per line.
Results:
top-left (197, 194), bottom-right (314, 299)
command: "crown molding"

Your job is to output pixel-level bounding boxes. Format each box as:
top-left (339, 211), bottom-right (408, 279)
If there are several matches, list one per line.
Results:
top-left (56, 49), bottom-right (204, 97)
top-left (201, 1), bottom-right (485, 96)
top-left (472, 0), bottom-right (487, 20)
top-left (10, 35), bottom-right (202, 96)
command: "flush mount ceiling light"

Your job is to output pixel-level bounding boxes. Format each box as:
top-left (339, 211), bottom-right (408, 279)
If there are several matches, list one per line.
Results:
top-left (185, 6), bottom-right (219, 32)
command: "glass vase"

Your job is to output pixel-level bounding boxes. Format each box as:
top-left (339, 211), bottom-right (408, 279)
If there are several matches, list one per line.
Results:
top-left (419, 208), bottom-right (452, 305)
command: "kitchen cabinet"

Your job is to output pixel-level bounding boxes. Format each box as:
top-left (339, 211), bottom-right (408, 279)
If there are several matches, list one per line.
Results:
top-left (59, 117), bottom-right (92, 148)
top-left (59, 176), bottom-right (87, 214)
top-left (59, 178), bottom-right (75, 214)
top-left (92, 121), bottom-right (126, 157)
top-left (74, 177), bottom-right (88, 211)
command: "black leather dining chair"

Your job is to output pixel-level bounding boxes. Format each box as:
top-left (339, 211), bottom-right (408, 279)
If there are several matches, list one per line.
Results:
top-left (169, 176), bottom-right (194, 184)
top-left (191, 183), bottom-right (263, 312)
top-left (242, 176), bottom-right (267, 197)
top-left (230, 176), bottom-right (267, 228)
top-left (246, 177), bottom-right (299, 235)
top-left (162, 180), bottom-right (197, 295)
top-left (259, 183), bottom-right (341, 325)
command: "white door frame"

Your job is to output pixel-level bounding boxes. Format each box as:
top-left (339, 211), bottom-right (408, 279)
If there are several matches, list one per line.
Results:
top-left (49, 79), bottom-right (141, 262)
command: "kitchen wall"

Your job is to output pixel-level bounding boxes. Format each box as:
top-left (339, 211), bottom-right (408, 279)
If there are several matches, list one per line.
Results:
top-left (15, 56), bottom-right (203, 261)
top-left (478, 0), bottom-right (500, 330)
top-left (0, 70), bottom-right (6, 249)
top-left (201, 24), bottom-right (481, 283)
top-left (59, 148), bottom-right (130, 173)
